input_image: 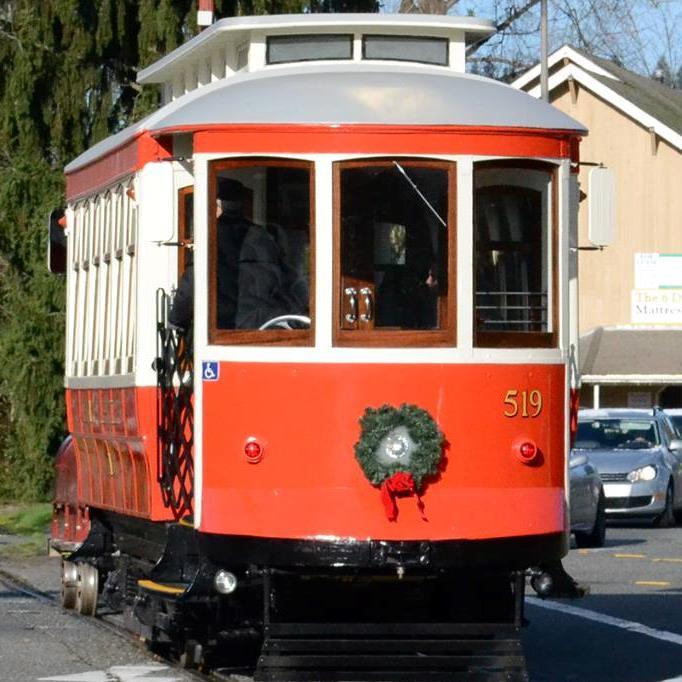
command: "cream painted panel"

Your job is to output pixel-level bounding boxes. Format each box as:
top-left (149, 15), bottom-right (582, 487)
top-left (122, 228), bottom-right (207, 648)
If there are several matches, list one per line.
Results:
top-left (552, 84), bottom-right (682, 334)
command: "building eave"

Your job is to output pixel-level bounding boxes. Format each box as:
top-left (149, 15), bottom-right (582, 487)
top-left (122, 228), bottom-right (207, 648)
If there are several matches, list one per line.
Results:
top-left (582, 374), bottom-right (682, 385)
top-left (514, 60), bottom-right (682, 152)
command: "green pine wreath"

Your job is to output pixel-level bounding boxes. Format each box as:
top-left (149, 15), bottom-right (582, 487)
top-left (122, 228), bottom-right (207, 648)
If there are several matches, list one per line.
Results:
top-left (354, 403), bottom-right (444, 488)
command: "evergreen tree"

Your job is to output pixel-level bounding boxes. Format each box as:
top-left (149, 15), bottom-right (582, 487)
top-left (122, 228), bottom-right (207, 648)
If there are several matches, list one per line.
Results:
top-left (0, 0), bottom-right (199, 499)
top-left (0, 0), bottom-right (379, 499)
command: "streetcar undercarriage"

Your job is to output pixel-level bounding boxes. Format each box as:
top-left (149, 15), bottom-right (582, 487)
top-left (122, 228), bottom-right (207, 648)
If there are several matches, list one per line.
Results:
top-left (54, 510), bottom-right (581, 680)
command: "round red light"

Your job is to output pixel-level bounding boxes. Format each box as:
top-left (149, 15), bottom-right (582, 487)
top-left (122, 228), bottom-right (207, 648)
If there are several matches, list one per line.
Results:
top-left (518, 441), bottom-right (538, 462)
top-left (244, 441), bottom-right (262, 463)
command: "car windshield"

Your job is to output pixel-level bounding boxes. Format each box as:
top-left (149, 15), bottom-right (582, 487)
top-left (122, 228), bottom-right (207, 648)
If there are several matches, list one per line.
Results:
top-left (575, 419), bottom-right (659, 450)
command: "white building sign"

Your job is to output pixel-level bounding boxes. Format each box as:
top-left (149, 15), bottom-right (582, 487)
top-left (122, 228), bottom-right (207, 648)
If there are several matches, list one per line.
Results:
top-left (632, 253), bottom-right (682, 324)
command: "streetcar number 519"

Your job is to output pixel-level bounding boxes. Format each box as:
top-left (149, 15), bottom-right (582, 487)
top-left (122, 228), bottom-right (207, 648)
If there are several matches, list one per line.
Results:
top-left (504, 390), bottom-right (543, 418)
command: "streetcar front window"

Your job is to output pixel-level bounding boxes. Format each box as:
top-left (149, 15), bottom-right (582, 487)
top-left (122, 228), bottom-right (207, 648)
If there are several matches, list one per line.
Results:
top-left (334, 159), bottom-right (456, 346)
top-left (473, 162), bottom-right (556, 348)
top-left (208, 159), bottom-right (313, 345)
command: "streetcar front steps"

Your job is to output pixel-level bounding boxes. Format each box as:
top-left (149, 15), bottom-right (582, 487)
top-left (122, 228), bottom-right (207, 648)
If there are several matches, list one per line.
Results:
top-left (246, 621), bottom-right (529, 682)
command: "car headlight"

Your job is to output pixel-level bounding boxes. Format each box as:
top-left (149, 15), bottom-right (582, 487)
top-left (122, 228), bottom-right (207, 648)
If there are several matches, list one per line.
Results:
top-left (627, 465), bottom-right (657, 482)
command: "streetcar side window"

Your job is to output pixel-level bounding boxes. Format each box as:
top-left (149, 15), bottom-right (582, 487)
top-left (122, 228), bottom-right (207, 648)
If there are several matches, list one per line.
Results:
top-left (66, 180), bottom-right (138, 377)
top-left (334, 159), bottom-right (456, 347)
top-left (208, 159), bottom-right (313, 346)
top-left (473, 162), bottom-right (556, 348)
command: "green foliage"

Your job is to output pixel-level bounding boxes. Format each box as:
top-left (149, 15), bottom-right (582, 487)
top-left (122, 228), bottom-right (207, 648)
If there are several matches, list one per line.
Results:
top-left (0, 503), bottom-right (51, 557)
top-left (0, 0), bottom-right (200, 500)
top-left (354, 404), bottom-right (444, 488)
top-left (0, 503), bottom-right (52, 535)
top-left (0, 0), bottom-right (378, 501)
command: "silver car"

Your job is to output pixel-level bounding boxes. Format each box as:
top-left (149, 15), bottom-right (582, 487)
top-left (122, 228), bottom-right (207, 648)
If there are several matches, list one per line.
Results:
top-left (569, 450), bottom-right (606, 547)
top-left (574, 408), bottom-right (682, 526)
top-left (664, 408), bottom-right (682, 437)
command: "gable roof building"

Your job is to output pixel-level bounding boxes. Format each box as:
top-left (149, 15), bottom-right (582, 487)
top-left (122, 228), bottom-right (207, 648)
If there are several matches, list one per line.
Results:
top-left (513, 46), bottom-right (682, 410)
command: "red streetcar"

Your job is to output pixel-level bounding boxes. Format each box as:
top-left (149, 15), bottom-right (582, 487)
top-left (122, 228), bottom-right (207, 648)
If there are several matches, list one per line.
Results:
top-left (49, 12), bottom-right (586, 679)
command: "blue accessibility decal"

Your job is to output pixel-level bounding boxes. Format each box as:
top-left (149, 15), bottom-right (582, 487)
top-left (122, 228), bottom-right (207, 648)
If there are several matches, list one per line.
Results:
top-left (202, 361), bottom-right (219, 382)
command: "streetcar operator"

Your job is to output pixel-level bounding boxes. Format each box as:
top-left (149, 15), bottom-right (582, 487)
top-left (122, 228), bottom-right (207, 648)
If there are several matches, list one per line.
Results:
top-left (169, 178), bottom-right (308, 332)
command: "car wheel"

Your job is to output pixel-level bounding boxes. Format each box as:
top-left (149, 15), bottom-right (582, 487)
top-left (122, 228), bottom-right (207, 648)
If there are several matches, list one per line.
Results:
top-left (654, 481), bottom-right (675, 528)
top-left (674, 507), bottom-right (682, 525)
top-left (575, 489), bottom-right (606, 548)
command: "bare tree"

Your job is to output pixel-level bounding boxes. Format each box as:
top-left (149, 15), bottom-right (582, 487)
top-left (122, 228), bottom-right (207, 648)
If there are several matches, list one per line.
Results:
top-left (382, 0), bottom-right (682, 83)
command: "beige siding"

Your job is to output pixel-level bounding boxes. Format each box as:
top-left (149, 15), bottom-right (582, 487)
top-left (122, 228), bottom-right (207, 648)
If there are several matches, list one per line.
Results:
top-left (551, 82), bottom-right (682, 334)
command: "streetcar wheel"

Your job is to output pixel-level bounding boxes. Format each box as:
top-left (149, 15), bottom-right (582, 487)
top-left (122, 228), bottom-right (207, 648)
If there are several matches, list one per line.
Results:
top-left (75, 562), bottom-right (98, 616)
top-left (654, 482), bottom-right (675, 528)
top-left (60, 560), bottom-right (78, 610)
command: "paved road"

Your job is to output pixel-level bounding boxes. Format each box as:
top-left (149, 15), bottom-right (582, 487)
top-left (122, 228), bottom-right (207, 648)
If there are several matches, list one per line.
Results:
top-left (2, 523), bottom-right (682, 681)
top-left (524, 522), bottom-right (682, 682)
top-left (0, 547), bottom-right (197, 682)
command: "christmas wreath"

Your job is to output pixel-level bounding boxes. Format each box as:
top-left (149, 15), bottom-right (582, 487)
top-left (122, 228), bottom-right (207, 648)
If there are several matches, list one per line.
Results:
top-left (354, 403), bottom-right (445, 521)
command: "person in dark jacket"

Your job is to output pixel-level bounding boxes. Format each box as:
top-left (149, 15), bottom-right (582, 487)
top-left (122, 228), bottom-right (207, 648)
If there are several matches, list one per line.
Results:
top-left (216, 177), bottom-right (308, 329)
top-left (169, 254), bottom-right (194, 331)
top-left (170, 177), bottom-right (308, 331)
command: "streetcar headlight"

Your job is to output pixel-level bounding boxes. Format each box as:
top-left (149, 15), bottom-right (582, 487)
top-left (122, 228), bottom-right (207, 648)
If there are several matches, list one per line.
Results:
top-left (627, 465), bottom-right (657, 482)
top-left (214, 569), bottom-right (238, 595)
top-left (376, 426), bottom-right (416, 465)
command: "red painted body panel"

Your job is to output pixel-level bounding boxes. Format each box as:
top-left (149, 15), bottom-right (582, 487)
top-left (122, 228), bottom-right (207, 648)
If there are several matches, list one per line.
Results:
top-left (64, 124), bottom-right (580, 203)
top-left (192, 124), bottom-right (579, 159)
top-left (65, 134), bottom-right (172, 202)
top-left (52, 437), bottom-right (90, 545)
top-left (62, 386), bottom-right (173, 521)
top-left (201, 362), bottom-right (567, 541)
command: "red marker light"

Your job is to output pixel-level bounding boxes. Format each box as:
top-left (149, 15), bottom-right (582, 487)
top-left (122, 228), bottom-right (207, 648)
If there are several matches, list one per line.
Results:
top-left (518, 441), bottom-right (538, 464)
top-left (244, 440), bottom-right (263, 463)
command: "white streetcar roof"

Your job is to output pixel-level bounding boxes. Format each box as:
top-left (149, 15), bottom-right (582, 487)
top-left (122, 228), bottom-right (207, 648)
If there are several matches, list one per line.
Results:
top-left (137, 13), bottom-right (495, 85)
top-left (66, 64), bottom-right (585, 174)
top-left (149, 64), bottom-right (586, 131)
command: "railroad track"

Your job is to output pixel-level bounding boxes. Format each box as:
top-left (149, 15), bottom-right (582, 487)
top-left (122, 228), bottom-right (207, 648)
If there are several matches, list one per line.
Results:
top-left (0, 568), bottom-right (215, 682)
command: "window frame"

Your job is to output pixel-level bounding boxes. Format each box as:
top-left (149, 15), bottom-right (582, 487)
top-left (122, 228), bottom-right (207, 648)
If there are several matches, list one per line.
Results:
top-left (208, 157), bottom-right (315, 347)
top-left (332, 158), bottom-right (457, 348)
top-left (473, 160), bottom-right (558, 349)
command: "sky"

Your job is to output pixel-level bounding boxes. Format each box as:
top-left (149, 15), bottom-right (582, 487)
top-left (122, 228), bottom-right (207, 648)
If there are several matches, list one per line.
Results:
top-left (381, 0), bottom-right (682, 80)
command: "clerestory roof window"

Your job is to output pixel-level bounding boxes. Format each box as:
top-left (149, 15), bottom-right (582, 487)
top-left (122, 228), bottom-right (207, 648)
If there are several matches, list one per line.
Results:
top-left (362, 35), bottom-right (449, 66)
top-left (266, 34), bottom-right (354, 64)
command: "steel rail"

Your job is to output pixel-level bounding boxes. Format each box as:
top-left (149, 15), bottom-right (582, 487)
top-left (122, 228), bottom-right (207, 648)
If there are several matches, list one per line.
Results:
top-left (0, 567), bottom-right (212, 682)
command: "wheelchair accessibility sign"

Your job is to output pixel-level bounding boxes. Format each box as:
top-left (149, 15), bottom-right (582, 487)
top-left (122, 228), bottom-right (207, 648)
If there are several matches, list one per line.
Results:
top-left (202, 361), bottom-right (219, 382)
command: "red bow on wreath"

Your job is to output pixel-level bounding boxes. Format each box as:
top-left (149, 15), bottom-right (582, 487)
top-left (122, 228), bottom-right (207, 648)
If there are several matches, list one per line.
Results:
top-left (380, 471), bottom-right (427, 522)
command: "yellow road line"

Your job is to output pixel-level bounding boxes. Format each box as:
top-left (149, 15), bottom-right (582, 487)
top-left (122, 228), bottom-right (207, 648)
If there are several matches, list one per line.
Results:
top-left (652, 557), bottom-right (682, 564)
top-left (635, 581), bottom-right (670, 587)
top-left (578, 549), bottom-right (589, 555)
top-left (613, 553), bottom-right (647, 559)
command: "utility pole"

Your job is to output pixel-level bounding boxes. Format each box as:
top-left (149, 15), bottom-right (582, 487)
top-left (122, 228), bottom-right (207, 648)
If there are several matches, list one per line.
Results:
top-left (540, 0), bottom-right (549, 101)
